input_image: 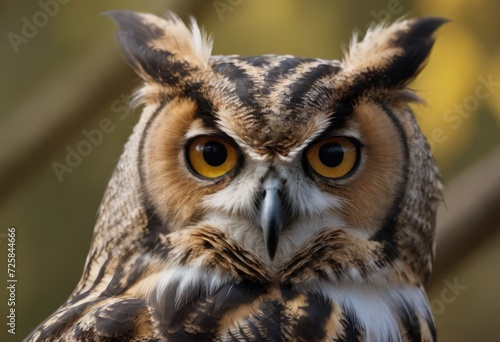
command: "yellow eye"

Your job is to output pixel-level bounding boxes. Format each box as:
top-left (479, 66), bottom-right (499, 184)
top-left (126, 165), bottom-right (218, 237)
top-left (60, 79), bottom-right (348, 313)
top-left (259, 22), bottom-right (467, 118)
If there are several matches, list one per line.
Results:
top-left (186, 136), bottom-right (239, 179)
top-left (306, 137), bottom-right (359, 179)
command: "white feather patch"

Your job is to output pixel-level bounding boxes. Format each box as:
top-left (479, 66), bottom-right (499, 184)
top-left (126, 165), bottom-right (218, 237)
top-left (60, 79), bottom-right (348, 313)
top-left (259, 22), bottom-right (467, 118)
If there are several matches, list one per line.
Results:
top-left (342, 19), bottom-right (409, 74)
top-left (311, 282), bottom-right (433, 342)
top-left (139, 11), bottom-right (213, 67)
top-left (152, 263), bottom-right (230, 310)
top-left (188, 16), bottom-right (213, 66)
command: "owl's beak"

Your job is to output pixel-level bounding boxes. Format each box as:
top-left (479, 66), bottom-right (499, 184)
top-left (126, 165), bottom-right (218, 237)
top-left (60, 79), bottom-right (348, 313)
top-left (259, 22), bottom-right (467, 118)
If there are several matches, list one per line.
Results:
top-left (260, 178), bottom-right (283, 260)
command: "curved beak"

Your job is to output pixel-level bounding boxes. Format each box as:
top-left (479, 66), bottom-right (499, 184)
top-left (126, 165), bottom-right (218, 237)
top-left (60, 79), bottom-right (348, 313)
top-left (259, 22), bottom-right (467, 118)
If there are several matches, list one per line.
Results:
top-left (259, 179), bottom-right (283, 260)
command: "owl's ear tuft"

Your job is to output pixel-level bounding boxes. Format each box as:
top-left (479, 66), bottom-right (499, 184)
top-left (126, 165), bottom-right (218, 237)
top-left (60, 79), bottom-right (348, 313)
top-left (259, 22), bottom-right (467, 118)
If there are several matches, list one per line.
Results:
top-left (342, 17), bottom-right (448, 90)
top-left (106, 10), bottom-right (213, 83)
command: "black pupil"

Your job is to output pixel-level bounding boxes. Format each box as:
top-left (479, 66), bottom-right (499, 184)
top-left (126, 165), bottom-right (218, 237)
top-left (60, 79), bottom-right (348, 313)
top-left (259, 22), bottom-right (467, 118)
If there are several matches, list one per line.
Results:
top-left (319, 143), bottom-right (344, 167)
top-left (203, 141), bottom-right (227, 167)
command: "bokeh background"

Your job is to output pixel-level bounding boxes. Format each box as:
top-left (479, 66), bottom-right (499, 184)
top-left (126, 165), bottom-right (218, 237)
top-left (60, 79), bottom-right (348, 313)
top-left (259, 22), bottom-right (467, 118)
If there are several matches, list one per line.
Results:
top-left (1, 0), bottom-right (499, 341)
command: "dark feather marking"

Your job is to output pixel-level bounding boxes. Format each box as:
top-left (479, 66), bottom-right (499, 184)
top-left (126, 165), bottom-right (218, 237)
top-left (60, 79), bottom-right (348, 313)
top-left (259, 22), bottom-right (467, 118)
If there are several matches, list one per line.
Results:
top-left (143, 201), bottom-right (171, 256)
top-left (167, 330), bottom-right (210, 342)
top-left (194, 95), bottom-right (219, 130)
top-left (99, 204), bottom-right (169, 297)
top-left (101, 264), bottom-right (127, 297)
top-left (385, 17), bottom-right (448, 88)
top-left (106, 10), bottom-right (167, 78)
top-left (255, 300), bottom-right (286, 342)
top-left (99, 246), bottom-right (139, 297)
top-left (70, 248), bottom-right (101, 302)
top-left (287, 64), bottom-right (341, 108)
top-left (281, 283), bottom-right (300, 302)
top-left (103, 255), bottom-right (157, 302)
top-left (226, 329), bottom-right (248, 342)
top-left (237, 56), bottom-right (271, 67)
top-left (107, 10), bottom-right (199, 84)
top-left (127, 256), bottom-right (154, 286)
top-left (246, 319), bottom-right (267, 342)
top-left (177, 249), bottom-right (194, 269)
top-left (340, 17), bottom-right (447, 102)
top-left (138, 100), bottom-right (169, 194)
top-left (35, 299), bottom-right (101, 340)
top-left (398, 304), bottom-right (422, 341)
top-left (155, 281), bottom-right (265, 340)
top-left (282, 230), bottom-right (351, 281)
top-left (105, 10), bottom-right (165, 43)
top-left (293, 292), bottom-right (331, 341)
top-left (340, 307), bottom-right (361, 342)
top-left (66, 292), bottom-right (89, 308)
top-left (66, 257), bottom-right (112, 306)
top-left (212, 62), bottom-right (259, 108)
top-left (93, 298), bottom-right (147, 338)
top-left (154, 279), bottom-right (196, 330)
top-left (370, 101), bottom-right (410, 264)
top-left (154, 283), bottom-right (214, 340)
top-left (211, 281), bottom-right (264, 312)
top-left (264, 57), bottom-right (315, 86)
top-left (188, 310), bottom-right (218, 336)
top-left (262, 57), bottom-right (310, 96)
top-left (318, 104), bottom-right (354, 136)
top-left (202, 238), bottom-right (268, 283)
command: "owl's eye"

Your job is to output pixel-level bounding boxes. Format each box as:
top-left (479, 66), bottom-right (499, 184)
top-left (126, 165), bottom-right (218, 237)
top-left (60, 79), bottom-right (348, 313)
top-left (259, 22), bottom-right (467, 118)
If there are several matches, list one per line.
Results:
top-left (306, 137), bottom-right (359, 179)
top-left (186, 136), bottom-right (239, 179)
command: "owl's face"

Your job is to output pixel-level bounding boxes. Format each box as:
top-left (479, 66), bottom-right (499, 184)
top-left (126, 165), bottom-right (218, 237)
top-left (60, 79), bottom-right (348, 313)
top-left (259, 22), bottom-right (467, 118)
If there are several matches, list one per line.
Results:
top-left (144, 57), bottom-right (408, 267)
top-left (118, 12), bottom-right (443, 284)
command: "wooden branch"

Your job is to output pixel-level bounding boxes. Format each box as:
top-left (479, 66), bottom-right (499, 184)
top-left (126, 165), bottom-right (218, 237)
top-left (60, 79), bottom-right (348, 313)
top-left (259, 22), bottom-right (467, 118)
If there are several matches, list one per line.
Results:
top-left (431, 146), bottom-right (500, 283)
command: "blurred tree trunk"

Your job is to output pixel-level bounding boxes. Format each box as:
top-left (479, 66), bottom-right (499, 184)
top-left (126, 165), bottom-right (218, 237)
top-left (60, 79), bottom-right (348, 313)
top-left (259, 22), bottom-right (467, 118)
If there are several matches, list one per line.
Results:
top-left (431, 147), bottom-right (500, 285)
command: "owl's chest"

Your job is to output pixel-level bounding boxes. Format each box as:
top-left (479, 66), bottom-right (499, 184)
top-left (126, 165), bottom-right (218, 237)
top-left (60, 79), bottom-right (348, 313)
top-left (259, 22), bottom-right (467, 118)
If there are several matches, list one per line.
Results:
top-left (146, 227), bottom-right (432, 341)
top-left (151, 278), bottom-right (433, 342)
top-left (157, 282), bottom-right (340, 341)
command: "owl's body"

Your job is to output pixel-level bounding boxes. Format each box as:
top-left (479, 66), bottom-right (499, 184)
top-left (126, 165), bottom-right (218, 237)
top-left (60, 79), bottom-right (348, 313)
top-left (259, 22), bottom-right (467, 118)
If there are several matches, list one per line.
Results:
top-left (26, 11), bottom-right (444, 342)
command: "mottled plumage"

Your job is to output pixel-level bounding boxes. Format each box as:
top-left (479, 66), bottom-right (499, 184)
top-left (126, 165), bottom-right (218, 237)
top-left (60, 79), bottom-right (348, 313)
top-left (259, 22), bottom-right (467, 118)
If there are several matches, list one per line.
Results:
top-left (26, 10), bottom-right (445, 342)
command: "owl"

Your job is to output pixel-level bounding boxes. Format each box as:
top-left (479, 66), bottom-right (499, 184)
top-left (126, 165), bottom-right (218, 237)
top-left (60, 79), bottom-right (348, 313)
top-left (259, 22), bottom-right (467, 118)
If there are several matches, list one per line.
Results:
top-left (26, 10), bottom-right (445, 342)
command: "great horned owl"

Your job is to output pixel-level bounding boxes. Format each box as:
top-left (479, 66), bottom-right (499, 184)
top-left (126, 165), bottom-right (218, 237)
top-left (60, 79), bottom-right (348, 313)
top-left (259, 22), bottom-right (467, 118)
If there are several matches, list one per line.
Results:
top-left (26, 10), bottom-right (444, 342)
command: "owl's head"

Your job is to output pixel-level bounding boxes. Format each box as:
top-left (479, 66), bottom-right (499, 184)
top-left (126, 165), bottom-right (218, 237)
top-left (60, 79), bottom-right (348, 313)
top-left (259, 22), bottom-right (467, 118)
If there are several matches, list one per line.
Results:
top-left (105, 11), bottom-right (444, 285)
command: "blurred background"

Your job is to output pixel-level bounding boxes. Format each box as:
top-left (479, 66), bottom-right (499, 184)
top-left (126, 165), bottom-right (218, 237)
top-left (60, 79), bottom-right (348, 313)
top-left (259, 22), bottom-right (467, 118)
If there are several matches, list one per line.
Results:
top-left (0, 0), bottom-right (499, 341)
